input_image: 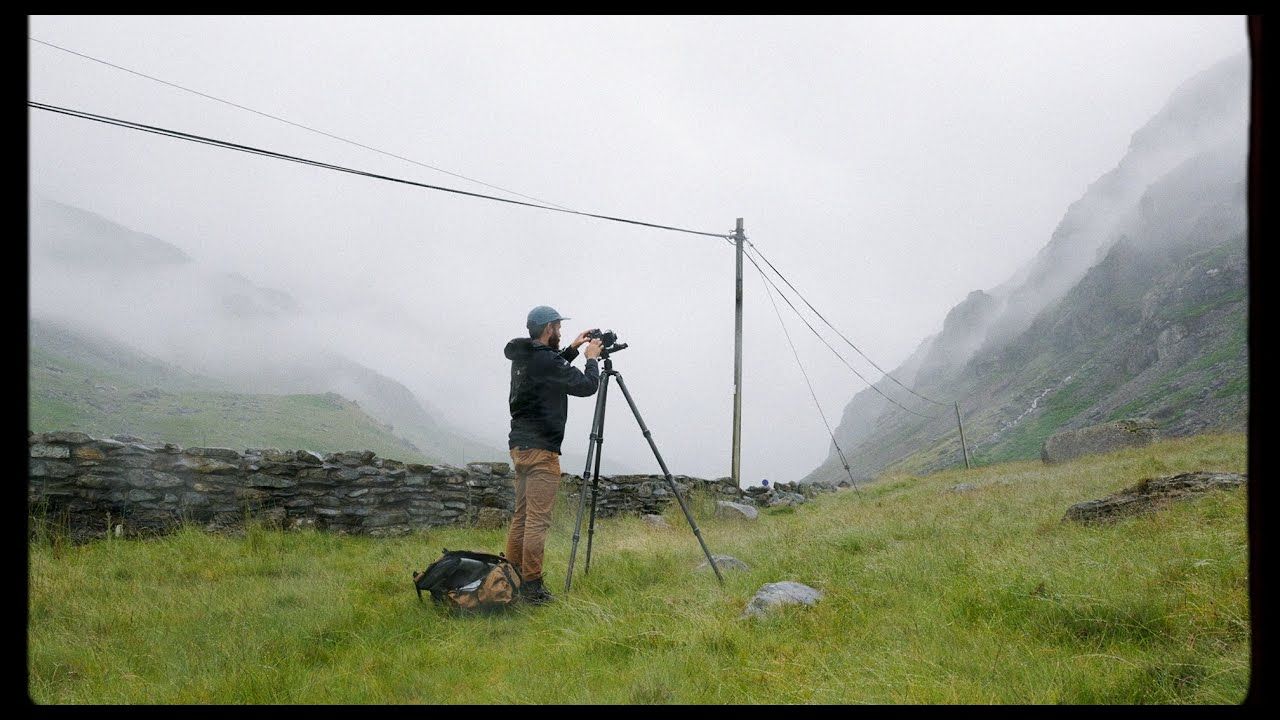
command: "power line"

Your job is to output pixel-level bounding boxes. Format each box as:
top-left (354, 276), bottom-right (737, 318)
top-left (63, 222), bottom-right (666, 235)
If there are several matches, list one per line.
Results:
top-left (741, 243), bottom-right (941, 420)
top-left (28, 35), bottom-right (577, 212)
top-left (29, 100), bottom-right (735, 241)
top-left (28, 35), bottom-right (944, 400)
top-left (746, 238), bottom-right (953, 407)
top-left (755, 263), bottom-right (861, 491)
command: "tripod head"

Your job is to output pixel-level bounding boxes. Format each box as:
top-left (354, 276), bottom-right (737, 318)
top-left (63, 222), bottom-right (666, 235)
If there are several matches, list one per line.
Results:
top-left (599, 342), bottom-right (628, 358)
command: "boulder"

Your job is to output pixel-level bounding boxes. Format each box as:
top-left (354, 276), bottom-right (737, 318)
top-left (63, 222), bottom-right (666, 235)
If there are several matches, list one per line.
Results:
top-left (948, 483), bottom-right (976, 493)
top-left (715, 501), bottom-right (759, 520)
top-left (1064, 471), bottom-right (1246, 524)
top-left (1041, 419), bottom-right (1160, 464)
top-left (742, 581), bottom-right (824, 619)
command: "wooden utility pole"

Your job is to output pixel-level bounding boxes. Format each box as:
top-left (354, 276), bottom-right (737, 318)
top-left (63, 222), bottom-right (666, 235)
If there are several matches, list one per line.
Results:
top-left (955, 401), bottom-right (972, 469)
top-left (732, 218), bottom-right (745, 488)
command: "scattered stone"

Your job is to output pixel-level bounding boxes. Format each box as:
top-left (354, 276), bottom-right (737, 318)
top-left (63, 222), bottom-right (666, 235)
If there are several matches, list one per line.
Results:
top-left (948, 483), bottom-right (976, 493)
top-left (642, 514), bottom-right (672, 530)
top-left (742, 581), bottom-right (824, 619)
top-left (1064, 471), bottom-right (1246, 524)
top-left (696, 554), bottom-right (749, 572)
top-left (715, 501), bottom-right (759, 520)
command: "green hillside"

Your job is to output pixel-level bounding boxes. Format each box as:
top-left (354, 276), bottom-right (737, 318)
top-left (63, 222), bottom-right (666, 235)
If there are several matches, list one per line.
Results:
top-left (29, 321), bottom-right (440, 463)
top-left (29, 433), bottom-right (1248, 703)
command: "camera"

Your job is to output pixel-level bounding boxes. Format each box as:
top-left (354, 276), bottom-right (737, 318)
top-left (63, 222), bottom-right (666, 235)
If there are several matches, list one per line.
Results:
top-left (587, 329), bottom-right (618, 347)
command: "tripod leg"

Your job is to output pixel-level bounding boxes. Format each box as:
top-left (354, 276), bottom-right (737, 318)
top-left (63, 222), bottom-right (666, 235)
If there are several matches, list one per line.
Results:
top-left (584, 372), bottom-right (610, 575)
top-left (612, 373), bottom-right (726, 586)
top-left (565, 371), bottom-right (610, 593)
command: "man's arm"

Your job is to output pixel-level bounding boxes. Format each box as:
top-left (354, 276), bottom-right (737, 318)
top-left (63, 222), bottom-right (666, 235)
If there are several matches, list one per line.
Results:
top-left (534, 352), bottom-right (599, 397)
top-left (559, 329), bottom-right (599, 363)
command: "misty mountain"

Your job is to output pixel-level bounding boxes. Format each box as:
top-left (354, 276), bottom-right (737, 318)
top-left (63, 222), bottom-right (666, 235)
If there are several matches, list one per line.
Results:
top-left (29, 318), bottom-right (437, 462)
top-left (28, 195), bottom-right (506, 465)
top-left (804, 52), bottom-right (1249, 483)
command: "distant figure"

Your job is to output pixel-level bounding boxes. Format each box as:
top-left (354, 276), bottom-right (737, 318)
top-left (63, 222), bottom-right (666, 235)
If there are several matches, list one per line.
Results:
top-left (502, 305), bottom-right (602, 605)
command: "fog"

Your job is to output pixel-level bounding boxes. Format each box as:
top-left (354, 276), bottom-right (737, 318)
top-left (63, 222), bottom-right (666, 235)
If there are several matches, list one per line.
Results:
top-left (28, 15), bottom-right (1248, 483)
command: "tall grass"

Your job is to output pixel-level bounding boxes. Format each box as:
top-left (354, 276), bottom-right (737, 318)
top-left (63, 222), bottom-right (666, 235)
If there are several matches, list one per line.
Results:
top-left (28, 433), bottom-right (1249, 703)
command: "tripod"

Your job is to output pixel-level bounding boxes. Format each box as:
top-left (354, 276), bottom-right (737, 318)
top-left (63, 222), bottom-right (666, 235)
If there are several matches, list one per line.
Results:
top-left (564, 345), bottom-right (726, 592)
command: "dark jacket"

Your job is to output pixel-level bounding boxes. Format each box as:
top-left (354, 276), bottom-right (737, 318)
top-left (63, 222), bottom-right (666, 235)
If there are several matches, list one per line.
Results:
top-left (505, 338), bottom-right (599, 454)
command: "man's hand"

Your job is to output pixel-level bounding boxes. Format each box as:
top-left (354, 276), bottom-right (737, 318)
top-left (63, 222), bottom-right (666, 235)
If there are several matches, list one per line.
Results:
top-left (570, 329), bottom-right (598, 350)
top-left (584, 338), bottom-right (603, 359)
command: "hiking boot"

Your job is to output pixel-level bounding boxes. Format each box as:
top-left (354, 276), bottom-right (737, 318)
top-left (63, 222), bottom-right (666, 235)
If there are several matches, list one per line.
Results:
top-left (520, 577), bottom-right (555, 605)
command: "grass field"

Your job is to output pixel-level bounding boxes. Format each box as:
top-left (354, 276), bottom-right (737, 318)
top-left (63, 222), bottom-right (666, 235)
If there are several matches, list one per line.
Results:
top-left (28, 433), bottom-right (1249, 704)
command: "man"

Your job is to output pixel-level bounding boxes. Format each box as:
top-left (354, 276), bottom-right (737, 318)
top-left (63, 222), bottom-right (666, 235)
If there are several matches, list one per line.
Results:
top-left (502, 305), bottom-right (602, 604)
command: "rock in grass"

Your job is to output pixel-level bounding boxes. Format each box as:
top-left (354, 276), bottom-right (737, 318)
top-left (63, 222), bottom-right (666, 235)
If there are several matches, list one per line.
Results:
top-left (949, 483), bottom-right (976, 493)
top-left (1063, 471), bottom-right (1246, 524)
top-left (642, 514), bottom-right (671, 530)
top-left (696, 554), bottom-right (749, 572)
top-left (742, 581), bottom-right (823, 619)
top-left (715, 501), bottom-right (759, 520)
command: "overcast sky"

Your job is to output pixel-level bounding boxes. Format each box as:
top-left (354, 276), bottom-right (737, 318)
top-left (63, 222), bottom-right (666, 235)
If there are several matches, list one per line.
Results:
top-left (28, 15), bottom-right (1248, 483)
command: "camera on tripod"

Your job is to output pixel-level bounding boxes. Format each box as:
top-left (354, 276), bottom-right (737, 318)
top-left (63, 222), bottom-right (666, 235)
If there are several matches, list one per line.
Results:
top-left (586, 329), bottom-right (618, 347)
top-left (586, 329), bottom-right (626, 355)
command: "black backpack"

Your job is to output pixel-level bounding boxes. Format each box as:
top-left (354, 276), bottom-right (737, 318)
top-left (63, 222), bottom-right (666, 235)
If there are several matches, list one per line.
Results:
top-left (413, 549), bottom-right (523, 612)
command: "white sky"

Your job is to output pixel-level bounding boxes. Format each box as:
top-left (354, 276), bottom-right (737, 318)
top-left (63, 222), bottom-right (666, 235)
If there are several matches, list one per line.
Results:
top-left (27, 15), bottom-right (1248, 483)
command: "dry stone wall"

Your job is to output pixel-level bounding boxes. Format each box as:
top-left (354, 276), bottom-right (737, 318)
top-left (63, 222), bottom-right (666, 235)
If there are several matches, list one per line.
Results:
top-left (28, 431), bottom-right (848, 542)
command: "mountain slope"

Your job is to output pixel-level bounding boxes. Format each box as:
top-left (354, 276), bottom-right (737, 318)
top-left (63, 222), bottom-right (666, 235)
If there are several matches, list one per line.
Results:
top-left (29, 194), bottom-right (506, 465)
top-left (804, 53), bottom-right (1249, 484)
top-left (29, 319), bottom-right (441, 462)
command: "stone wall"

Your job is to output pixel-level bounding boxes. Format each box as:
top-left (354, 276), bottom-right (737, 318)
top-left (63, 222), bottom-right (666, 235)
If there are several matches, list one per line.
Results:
top-left (28, 431), bottom-right (849, 542)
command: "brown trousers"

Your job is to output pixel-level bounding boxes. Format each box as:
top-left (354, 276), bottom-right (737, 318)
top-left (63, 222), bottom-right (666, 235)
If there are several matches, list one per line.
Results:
top-left (505, 447), bottom-right (561, 582)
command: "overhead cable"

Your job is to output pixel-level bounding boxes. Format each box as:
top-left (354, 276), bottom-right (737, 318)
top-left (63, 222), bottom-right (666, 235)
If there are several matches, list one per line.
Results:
top-left (746, 239), bottom-right (953, 407)
top-left (28, 101), bottom-right (734, 240)
top-left (29, 36), bottom-right (576, 212)
top-left (755, 264), bottom-right (861, 491)
top-left (742, 244), bottom-right (941, 420)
